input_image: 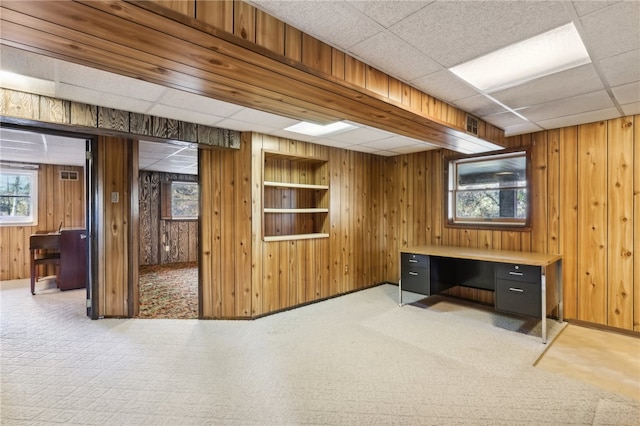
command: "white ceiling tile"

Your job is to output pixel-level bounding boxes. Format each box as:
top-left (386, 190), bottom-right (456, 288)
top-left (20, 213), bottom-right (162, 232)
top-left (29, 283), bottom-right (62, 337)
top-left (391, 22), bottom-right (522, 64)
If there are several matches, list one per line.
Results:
top-left (453, 95), bottom-right (508, 118)
top-left (158, 88), bottom-right (245, 116)
top-left (611, 81), bottom-right (640, 106)
top-left (482, 112), bottom-right (530, 129)
top-left (519, 90), bottom-right (615, 122)
top-left (57, 83), bottom-right (153, 114)
top-left (390, 144), bottom-right (436, 155)
top-left (490, 64), bottom-right (604, 109)
top-left (391, 1), bottom-right (569, 67)
top-left (348, 144), bottom-right (386, 154)
top-left (361, 136), bottom-right (418, 150)
top-left (503, 122), bottom-right (545, 137)
top-left (229, 108), bottom-right (298, 129)
top-left (411, 70), bottom-right (478, 102)
top-left (146, 104), bottom-right (225, 127)
top-left (349, 32), bottom-right (442, 82)
top-left (327, 126), bottom-right (392, 144)
top-left (0, 45), bottom-right (57, 81)
top-left (621, 102), bottom-right (640, 116)
top-left (348, 0), bottom-right (430, 28)
top-left (578, 2), bottom-right (640, 60)
top-left (537, 107), bottom-right (620, 130)
top-left (599, 49), bottom-right (640, 87)
top-left (571, 1), bottom-right (619, 17)
top-left (250, 1), bottom-right (381, 50)
top-left (57, 62), bottom-right (166, 102)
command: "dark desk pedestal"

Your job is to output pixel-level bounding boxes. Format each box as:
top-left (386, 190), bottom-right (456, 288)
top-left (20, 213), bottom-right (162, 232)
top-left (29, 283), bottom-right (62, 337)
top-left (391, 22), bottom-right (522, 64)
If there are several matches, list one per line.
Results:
top-left (59, 229), bottom-right (87, 291)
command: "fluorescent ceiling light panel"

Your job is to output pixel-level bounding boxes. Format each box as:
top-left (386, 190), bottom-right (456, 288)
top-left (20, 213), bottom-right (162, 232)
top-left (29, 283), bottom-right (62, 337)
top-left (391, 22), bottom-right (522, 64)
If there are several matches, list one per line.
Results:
top-left (0, 71), bottom-right (56, 97)
top-left (285, 121), bottom-right (358, 137)
top-left (449, 23), bottom-right (591, 92)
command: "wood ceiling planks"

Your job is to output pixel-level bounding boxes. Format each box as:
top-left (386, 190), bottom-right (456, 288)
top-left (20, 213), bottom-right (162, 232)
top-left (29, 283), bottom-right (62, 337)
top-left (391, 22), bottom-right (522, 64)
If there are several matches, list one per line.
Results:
top-left (0, 0), bottom-right (500, 152)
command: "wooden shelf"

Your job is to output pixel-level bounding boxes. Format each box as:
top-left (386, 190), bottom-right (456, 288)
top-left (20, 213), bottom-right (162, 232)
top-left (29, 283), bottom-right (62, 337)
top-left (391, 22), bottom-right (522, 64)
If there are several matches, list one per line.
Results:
top-left (262, 150), bottom-right (330, 241)
top-left (264, 208), bottom-right (329, 213)
top-left (264, 233), bottom-right (330, 242)
top-left (264, 181), bottom-right (329, 190)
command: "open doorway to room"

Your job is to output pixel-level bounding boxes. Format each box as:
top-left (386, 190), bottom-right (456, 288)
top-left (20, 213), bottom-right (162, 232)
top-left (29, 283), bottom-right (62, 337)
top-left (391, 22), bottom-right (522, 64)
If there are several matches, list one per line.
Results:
top-left (137, 140), bottom-right (199, 319)
top-left (0, 126), bottom-right (91, 308)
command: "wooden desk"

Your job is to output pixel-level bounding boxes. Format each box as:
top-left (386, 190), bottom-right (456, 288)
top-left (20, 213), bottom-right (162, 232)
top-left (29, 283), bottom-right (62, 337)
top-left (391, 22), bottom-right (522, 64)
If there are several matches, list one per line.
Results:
top-left (399, 245), bottom-right (563, 343)
top-left (30, 229), bottom-right (87, 294)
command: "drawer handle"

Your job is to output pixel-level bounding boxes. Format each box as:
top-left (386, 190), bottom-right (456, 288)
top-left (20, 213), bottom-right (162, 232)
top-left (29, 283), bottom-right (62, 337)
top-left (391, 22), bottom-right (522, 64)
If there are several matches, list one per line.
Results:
top-left (509, 271), bottom-right (524, 276)
top-left (509, 287), bottom-right (524, 293)
top-left (408, 272), bottom-right (418, 276)
top-left (408, 259), bottom-right (418, 263)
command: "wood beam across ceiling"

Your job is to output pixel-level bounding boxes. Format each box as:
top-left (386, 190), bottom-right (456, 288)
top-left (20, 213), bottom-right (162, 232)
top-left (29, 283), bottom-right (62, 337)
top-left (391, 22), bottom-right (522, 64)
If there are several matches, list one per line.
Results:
top-left (0, 0), bottom-right (499, 152)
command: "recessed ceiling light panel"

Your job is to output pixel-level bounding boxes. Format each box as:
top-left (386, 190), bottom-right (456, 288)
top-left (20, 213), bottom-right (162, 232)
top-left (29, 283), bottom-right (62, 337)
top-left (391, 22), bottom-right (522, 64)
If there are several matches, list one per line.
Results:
top-left (285, 121), bottom-right (358, 137)
top-left (450, 23), bottom-right (591, 93)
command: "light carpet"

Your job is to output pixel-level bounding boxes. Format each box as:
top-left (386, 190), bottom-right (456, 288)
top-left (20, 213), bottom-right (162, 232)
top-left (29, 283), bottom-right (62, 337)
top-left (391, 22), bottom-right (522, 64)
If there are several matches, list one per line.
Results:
top-left (2, 280), bottom-right (639, 425)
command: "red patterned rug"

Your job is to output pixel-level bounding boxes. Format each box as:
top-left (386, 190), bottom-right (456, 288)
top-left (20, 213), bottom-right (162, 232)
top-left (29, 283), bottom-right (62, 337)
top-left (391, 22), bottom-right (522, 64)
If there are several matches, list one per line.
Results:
top-left (138, 262), bottom-right (198, 319)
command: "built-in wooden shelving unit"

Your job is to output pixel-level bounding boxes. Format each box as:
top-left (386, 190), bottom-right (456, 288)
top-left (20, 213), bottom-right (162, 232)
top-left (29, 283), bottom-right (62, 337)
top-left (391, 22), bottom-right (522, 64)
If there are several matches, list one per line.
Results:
top-left (262, 150), bottom-right (330, 241)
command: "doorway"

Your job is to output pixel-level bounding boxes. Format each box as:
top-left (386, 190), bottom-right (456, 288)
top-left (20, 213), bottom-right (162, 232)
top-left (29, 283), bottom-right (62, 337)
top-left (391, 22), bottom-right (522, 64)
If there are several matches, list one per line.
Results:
top-left (0, 125), bottom-right (94, 316)
top-left (137, 140), bottom-right (199, 319)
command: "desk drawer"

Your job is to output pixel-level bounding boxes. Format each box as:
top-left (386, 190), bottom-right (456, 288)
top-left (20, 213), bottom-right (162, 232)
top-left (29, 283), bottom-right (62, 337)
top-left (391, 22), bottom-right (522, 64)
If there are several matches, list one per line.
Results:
top-left (495, 279), bottom-right (541, 318)
top-left (496, 263), bottom-right (540, 283)
top-left (401, 267), bottom-right (429, 295)
top-left (401, 253), bottom-right (429, 268)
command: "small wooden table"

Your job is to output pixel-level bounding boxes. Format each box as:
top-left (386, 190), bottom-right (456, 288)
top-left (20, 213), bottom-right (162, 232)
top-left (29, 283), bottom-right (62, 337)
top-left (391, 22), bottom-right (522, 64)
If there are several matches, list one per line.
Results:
top-left (399, 245), bottom-right (563, 343)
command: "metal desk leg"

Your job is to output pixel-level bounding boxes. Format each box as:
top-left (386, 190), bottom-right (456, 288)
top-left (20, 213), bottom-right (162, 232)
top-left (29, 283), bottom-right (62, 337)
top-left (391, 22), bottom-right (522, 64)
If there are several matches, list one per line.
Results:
top-left (399, 279), bottom-right (403, 306)
top-left (541, 266), bottom-right (547, 344)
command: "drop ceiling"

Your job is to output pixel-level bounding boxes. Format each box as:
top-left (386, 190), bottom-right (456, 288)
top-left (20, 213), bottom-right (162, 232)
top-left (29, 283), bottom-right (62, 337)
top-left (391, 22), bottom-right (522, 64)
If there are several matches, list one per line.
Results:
top-left (1, 0), bottom-right (639, 174)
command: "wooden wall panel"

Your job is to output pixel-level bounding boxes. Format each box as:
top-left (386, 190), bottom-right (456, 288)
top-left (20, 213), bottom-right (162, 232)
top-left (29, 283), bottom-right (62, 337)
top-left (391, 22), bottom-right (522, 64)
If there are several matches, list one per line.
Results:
top-left (301, 34), bottom-right (332, 75)
top-left (607, 117), bottom-right (634, 329)
top-left (577, 121), bottom-right (608, 324)
top-left (151, 0), bottom-right (195, 17)
top-left (559, 126), bottom-right (579, 320)
top-left (256, 9), bottom-right (284, 54)
top-left (138, 171), bottom-right (197, 266)
top-left (233, 0), bottom-right (255, 42)
top-left (196, 0), bottom-right (233, 32)
top-left (199, 135), bottom-right (252, 319)
top-left (0, 164), bottom-right (85, 280)
top-left (634, 115), bottom-right (640, 332)
top-left (97, 136), bottom-right (130, 317)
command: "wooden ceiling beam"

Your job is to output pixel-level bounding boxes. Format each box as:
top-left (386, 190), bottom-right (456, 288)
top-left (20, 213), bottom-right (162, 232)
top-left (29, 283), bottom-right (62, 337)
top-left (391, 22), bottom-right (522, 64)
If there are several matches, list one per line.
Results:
top-left (0, 0), bottom-right (499, 152)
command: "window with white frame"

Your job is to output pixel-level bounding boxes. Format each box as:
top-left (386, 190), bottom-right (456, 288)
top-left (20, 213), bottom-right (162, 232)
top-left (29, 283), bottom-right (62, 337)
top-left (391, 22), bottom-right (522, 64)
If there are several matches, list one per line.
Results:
top-left (446, 148), bottom-right (530, 228)
top-left (0, 168), bottom-right (38, 226)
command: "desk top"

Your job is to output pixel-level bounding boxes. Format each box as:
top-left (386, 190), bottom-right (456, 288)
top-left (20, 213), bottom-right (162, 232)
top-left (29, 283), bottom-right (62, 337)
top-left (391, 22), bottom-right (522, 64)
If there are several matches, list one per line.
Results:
top-left (402, 245), bottom-right (561, 267)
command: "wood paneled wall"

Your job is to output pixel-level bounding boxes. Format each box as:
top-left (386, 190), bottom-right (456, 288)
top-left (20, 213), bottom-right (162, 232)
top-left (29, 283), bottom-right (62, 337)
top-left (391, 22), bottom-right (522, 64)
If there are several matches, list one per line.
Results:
top-left (0, 164), bottom-right (85, 280)
top-left (199, 136), bottom-right (253, 319)
top-left (96, 136), bottom-right (137, 318)
top-left (250, 134), bottom-right (388, 317)
top-left (385, 116), bottom-right (639, 332)
top-left (138, 171), bottom-right (198, 266)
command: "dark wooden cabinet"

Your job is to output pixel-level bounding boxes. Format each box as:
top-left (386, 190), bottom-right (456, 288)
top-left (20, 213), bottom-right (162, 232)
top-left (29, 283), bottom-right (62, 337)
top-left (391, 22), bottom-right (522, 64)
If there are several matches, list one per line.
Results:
top-left (59, 229), bottom-right (87, 291)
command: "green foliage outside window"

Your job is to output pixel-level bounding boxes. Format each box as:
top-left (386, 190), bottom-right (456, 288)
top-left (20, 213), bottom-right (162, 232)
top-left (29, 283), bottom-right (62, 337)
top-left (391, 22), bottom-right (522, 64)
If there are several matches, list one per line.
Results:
top-left (0, 169), bottom-right (38, 225)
